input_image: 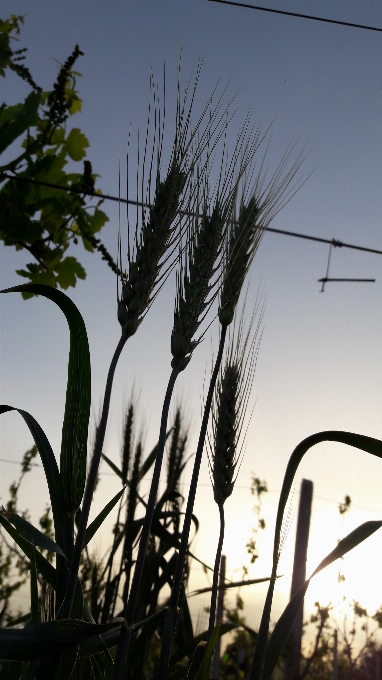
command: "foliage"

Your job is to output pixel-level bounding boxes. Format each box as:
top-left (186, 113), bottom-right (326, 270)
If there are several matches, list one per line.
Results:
top-left (0, 15), bottom-right (112, 294)
top-left (278, 599), bottom-right (382, 680)
top-left (246, 476), bottom-right (268, 565)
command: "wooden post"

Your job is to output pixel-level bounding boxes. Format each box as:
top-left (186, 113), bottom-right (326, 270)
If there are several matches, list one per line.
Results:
top-left (285, 479), bottom-right (314, 680)
top-left (211, 554), bottom-right (226, 679)
top-left (375, 647), bottom-right (380, 680)
top-left (332, 629), bottom-right (338, 680)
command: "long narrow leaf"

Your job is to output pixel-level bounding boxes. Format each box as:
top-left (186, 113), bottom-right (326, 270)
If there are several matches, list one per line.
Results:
top-left (0, 513), bottom-right (56, 589)
top-left (251, 430), bottom-right (382, 680)
top-left (2, 511), bottom-right (67, 558)
top-left (189, 576), bottom-right (275, 597)
top-left (311, 520), bottom-right (382, 577)
top-left (137, 431), bottom-right (172, 482)
top-left (102, 433), bottom-right (171, 484)
top-left (1, 284), bottom-right (91, 515)
top-left (0, 619), bottom-right (124, 661)
top-left (80, 609), bottom-right (168, 657)
top-left (272, 432), bottom-right (382, 572)
top-left (262, 580), bottom-right (310, 680)
top-left (0, 407), bottom-right (71, 556)
top-left (262, 520), bottom-right (382, 680)
top-left (30, 544), bottom-right (39, 625)
top-left (193, 620), bottom-right (221, 680)
top-left (102, 453), bottom-right (123, 479)
top-left (0, 405), bottom-right (72, 608)
top-left (187, 642), bottom-right (207, 680)
top-left (84, 487), bottom-right (126, 547)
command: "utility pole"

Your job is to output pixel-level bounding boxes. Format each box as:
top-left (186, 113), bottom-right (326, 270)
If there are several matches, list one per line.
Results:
top-left (211, 554), bottom-right (226, 680)
top-left (285, 479), bottom-right (314, 680)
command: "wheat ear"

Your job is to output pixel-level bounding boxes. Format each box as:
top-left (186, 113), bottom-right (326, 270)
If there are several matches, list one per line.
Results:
top-left (118, 161), bottom-right (187, 338)
top-left (207, 299), bottom-right (264, 643)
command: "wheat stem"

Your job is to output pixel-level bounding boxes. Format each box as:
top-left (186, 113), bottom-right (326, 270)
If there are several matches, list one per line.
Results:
top-left (156, 325), bottom-right (228, 679)
top-left (249, 581), bottom-right (277, 680)
top-left (112, 367), bottom-right (179, 680)
top-left (208, 503), bottom-right (225, 642)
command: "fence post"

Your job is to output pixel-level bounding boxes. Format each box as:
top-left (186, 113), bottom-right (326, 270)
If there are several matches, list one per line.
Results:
top-left (332, 628), bottom-right (338, 680)
top-left (375, 647), bottom-right (380, 680)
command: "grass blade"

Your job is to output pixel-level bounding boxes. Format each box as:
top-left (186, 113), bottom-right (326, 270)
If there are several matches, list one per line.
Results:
top-left (0, 498), bottom-right (56, 589)
top-left (0, 405), bottom-right (72, 608)
top-left (1, 283), bottom-right (91, 516)
top-left (311, 520), bottom-right (382, 577)
top-left (102, 454), bottom-right (123, 479)
top-left (250, 430), bottom-right (382, 680)
top-left (137, 431), bottom-right (172, 482)
top-left (102, 430), bottom-right (171, 484)
top-left (30, 544), bottom-right (39, 625)
top-left (0, 619), bottom-right (124, 661)
top-left (188, 576), bottom-right (275, 596)
top-left (0, 406), bottom-right (70, 554)
top-left (80, 609), bottom-right (168, 657)
top-left (2, 510), bottom-right (67, 558)
top-left (84, 487), bottom-right (126, 548)
top-left (193, 620), bottom-right (222, 680)
top-left (262, 520), bottom-right (382, 680)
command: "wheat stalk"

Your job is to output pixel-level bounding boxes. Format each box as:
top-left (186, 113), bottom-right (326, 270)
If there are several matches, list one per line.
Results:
top-left (210, 293), bottom-right (265, 507)
top-left (112, 67), bottom-right (249, 680)
top-left (207, 298), bottom-right (264, 642)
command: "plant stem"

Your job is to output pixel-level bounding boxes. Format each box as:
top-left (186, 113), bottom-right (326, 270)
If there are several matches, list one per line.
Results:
top-left (59, 333), bottom-right (128, 620)
top-left (249, 575), bottom-right (277, 680)
top-left (208, 503), bottom-right (225, 643)
top-left (112, 367), bottom-right (179, 680)
top-left (156, 325), bottom-right (227, 679)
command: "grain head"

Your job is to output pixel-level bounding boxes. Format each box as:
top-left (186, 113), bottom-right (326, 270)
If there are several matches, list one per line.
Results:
top-left (219, 141), bottom-right (308, 328)
top-left (209, 296), bottom-right (264, 506)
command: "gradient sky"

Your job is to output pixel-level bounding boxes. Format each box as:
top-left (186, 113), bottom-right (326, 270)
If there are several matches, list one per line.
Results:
top-left (1, 0), bottom-right (382, 645)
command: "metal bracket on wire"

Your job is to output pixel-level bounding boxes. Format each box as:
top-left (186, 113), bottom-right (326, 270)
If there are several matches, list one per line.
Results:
top-left (318, 241), bottom-right (376, 292)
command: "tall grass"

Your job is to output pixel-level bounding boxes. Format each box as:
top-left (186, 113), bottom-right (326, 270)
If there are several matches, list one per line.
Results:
top-left (1, 65), bottom-right (382, 680)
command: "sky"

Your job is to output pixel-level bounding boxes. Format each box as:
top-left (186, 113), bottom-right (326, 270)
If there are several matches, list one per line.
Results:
top-left (1, 0), bottom-right (382, 650)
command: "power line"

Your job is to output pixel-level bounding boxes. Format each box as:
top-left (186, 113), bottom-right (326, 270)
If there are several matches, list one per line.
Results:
top-left (2, 172), bottom-right (382, 257)
top-left (0, 172), bottom-right (146, 208)
top-left (208, 0), bottom-right (382, 33)
top-left (1, 457), bottom-right (381, 514)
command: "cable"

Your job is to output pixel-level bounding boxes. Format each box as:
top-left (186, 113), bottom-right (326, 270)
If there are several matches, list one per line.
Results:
top-left (2, 173), bottom-right (382, 257)
top-left (0, 457), bottom-right (381, 514)
top-left (208, 0), bottom-right (382, 33)
top-left (0, 172), bottom-right (146, 208)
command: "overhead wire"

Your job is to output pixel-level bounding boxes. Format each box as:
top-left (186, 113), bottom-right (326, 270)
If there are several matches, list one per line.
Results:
top-left (0, 457), bottom-right (381, 514)
top-left (208, 0), bottom-right (382, 33)
top-left (2, 172), bottom-right (382, 257)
